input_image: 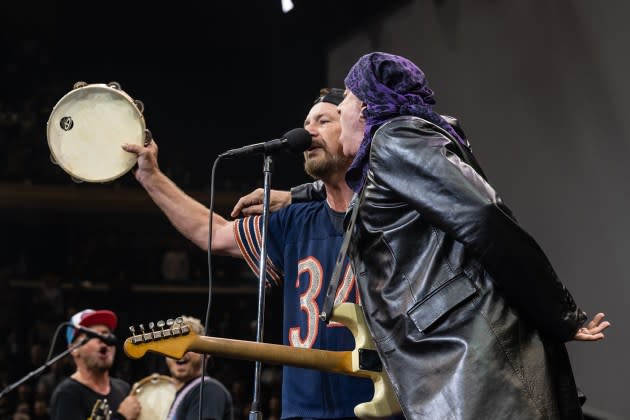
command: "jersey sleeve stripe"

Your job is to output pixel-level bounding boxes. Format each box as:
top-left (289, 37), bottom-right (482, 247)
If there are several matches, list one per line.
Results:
top-left (233, 216), bottom-right (282, 286)
top-left (249, 215), bottom-right (283, 280)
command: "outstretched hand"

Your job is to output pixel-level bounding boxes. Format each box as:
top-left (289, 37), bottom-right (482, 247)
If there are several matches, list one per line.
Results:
top-left (573, 313), bottom-right (610, 341)
top-left (230, 188), bottom-right (292, 218)
top-left (121, 138), bottom-right (160, 184)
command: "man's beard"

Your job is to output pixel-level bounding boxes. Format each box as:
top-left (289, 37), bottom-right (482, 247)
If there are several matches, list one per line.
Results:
top-left (304, 149), bottom-right (352, 181)
top-left (83, 353), bottom-right (113, 373)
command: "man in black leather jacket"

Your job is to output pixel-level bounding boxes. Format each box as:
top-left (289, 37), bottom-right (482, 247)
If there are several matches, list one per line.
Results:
top-left (332, 51), bottom-right (610, 419)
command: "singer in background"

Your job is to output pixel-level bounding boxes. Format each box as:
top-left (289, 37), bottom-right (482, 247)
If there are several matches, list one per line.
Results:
top-left (122, 88), bottom-right (382, 419)
top-left (49, 309), bottom-right (141, 420)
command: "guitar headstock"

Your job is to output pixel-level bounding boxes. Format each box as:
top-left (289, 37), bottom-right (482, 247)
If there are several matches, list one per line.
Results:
top-left (89, 398), bottom-right (111, 420)
top-left (123, 317), bottom-right (197, 360)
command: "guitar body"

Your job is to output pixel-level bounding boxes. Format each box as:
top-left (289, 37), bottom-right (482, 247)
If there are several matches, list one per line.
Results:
top-left (124, 303), bottom-right (401, 418)
top-left (329, 303), bottom-right (400, 418)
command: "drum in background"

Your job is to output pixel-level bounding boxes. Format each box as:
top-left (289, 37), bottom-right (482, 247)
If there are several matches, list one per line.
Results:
top-left (46, 81), bottom-right (148, 183)
top-left (131, 373), bottom-right (176, 420)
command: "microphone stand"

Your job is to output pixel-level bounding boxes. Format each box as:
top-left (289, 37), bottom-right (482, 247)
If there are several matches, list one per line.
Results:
top-left (0, 336), bottom-right (90, 399)
top-left (248, 154), bottom-right (273, 420)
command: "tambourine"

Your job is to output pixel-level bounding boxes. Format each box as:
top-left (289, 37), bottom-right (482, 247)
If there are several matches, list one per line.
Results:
top-left (46, 81), bottom-right (150, 183)
top-left (130, 373), bottom-right (176, 420)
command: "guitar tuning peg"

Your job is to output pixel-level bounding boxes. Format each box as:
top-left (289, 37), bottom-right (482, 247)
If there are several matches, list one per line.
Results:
top-left (147, 321), bottom-right (162, 340)
top-left (139, 324), bottom-right (145, 334)
top-left (129, 325), bottom-right (144, 345)
top-left (156, 320), bottom-right (167, 338)
top-left (162, 319), bottom-right (174, 338)
top-left (171, 317), bottom-right (185, 336)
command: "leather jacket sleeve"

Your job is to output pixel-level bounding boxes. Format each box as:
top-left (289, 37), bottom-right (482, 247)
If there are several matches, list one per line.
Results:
top-left (369, 119), bottom-right (586, 341)
top-left (290, 180), bottom-right (326, 203)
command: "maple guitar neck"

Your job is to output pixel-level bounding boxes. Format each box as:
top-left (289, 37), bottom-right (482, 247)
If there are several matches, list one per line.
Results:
top-left (186, 335), bottom-right (360, 377)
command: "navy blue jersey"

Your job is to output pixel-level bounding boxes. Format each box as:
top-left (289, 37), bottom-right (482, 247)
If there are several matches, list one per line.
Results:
top-left (234, 201), bottom-right (373, 419)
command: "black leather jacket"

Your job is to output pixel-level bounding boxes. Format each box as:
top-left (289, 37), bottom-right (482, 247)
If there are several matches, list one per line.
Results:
top-left (346, 116), bottom-right (586, 419)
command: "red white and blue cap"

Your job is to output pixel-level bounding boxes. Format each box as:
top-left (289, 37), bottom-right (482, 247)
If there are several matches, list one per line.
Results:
top-left (66, 309), bottom-right (117, 344)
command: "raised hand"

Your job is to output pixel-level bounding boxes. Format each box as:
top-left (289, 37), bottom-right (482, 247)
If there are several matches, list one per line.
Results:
top-left (121, 137), bottom-right (160, 184)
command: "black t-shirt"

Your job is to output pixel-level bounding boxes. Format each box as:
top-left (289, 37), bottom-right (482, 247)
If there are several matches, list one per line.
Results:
top-left (170, 376), bottom-right (233, 420)
top-left (49, 376), bottom-right (130, 420)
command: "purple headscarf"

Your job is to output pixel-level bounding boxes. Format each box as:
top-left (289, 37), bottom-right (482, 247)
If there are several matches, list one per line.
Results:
top-left (344, 52), bottom-right (465, 192)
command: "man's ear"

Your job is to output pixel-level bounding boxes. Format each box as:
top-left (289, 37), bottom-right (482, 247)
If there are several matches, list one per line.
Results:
top-left (360, 104), bottom-right (367, 120)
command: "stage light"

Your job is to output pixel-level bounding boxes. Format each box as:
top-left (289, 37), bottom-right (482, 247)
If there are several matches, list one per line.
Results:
top-left (281, 0), bottom-right (294, 13)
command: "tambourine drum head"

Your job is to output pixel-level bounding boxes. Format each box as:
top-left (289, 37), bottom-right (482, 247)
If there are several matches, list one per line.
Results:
top-left (46, 84), bottom-right (145, 183)
top-left (132, 374), bottom-right (176, 420)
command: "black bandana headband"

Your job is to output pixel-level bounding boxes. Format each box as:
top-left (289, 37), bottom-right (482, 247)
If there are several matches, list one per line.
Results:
top-left (313, 87), bottom-right (344, 106)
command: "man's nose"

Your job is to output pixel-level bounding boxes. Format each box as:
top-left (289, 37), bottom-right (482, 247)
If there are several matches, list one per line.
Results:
top-left (304, 124), bottom-right (318, 137)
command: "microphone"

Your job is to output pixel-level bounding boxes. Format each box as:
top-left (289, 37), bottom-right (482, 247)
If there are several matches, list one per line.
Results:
top-left (219, 128), bottom-right (312, 157)
top-left (72, 325), bottom-right (118, 346)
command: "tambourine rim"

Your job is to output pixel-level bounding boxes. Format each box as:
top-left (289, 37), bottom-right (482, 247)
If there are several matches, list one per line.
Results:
top-left (131, 373), bottom-right (176, 394)
top-left (46, 83), bottom-right (146, 183)
top-left (131, 373), bottom-right (176, 420)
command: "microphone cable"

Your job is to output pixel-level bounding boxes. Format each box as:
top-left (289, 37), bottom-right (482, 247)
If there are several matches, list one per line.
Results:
top-left (197, 155), bottom-right (222, 420)
top-left (45, 322), bottom-right (72, 362)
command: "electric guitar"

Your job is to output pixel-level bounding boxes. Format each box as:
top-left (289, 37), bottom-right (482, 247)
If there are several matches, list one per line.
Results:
top-left (88, 398), bottom-right (111, 420)
top-left (123, 303), bottom-right (401, 419)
